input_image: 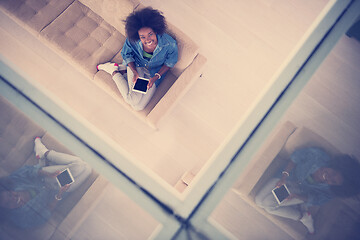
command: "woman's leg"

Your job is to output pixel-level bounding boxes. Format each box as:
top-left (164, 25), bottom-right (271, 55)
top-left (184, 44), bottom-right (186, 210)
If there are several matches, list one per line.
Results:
top-left (255, 178), bottom-right (279, 209)
top-left (97, 62), bottom-right (156, 110)
top-left (112, 71), bottom-right (143, 107)
top-left (132, 83), bottom-right (157, 111)
top-left (97, 62), bottom-right (140, 104)
top-left (42, 150), bottom-right (91, 192)
top-left (124, 66), bottom-right (157, 111)
top-left (255, 178), bottom-right (302, 221)
top-left (265, 205), bottom-right (302, 221)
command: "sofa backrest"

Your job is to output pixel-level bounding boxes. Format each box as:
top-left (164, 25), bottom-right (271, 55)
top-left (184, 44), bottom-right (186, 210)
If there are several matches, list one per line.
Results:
top-left (282, 126), bottom-right (341, 157)
top-left (0, 0), bottom-right (75, 33)
top-left (0, 96), bottom-right (46, 177)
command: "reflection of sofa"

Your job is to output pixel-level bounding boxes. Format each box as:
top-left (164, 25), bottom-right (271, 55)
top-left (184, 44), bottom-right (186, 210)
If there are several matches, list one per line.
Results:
top-left (0, 96), bottom-right (108, 240)
top-left (0, 0), bottom-right (206, 128)
top-left (234, 121), bottom-right (360, 240)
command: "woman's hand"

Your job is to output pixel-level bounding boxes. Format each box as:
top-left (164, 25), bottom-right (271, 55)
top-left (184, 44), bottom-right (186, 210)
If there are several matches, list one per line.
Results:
top-left (127, 62), bottom-right (139, 84)
top-left (276, 166), bottom-right (292, 188)
top-left (132, 71), bottom-right (140, 83)
top-left (276, 178), bottom-right (286, 188)
top-left (286, 193), bottom-right (298, 201)
top-left (48, 184), bottom-right (70, 210)
top-left (276, 174), bottom-right (289, 188)
top-left (148, 76), bottom-right (157, 89)
top-left (58, 184), bottom-right (70, 196)
top-left (55, 184), bottom-right (70, 200)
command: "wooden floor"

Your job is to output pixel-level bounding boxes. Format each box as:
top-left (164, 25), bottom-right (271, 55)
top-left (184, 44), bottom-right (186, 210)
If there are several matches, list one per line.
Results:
top-left (3, 0), bottom-right (360, 239)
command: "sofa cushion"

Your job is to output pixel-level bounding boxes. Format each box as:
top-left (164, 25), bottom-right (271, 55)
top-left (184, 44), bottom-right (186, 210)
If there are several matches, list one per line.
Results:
top-left (0, 96), bottom-right (46, 177)
top-left (79, 0), bottom-right (136, 36)
top-left (40, 0), bottom-right (125, 77)
top-left (0, 0), bottom-right (75, 33)
top-left (167, 24), bottom-right (199, 78)
top-left (142, 71), bottom-right (177, 114)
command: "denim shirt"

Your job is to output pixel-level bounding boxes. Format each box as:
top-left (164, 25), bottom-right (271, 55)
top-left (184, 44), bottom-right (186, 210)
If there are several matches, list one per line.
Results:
top-left (6, 165), bottom-right (57, 229)
top-left (289, 147), bottom-right (334, 206)
top-left (121, 33), bottom-right (178, 86)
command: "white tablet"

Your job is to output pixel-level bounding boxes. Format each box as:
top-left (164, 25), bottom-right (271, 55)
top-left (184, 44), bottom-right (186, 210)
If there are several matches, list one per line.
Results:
top-left (272, 184), bottom-right (290, 205)
top-left (56, 168), bottom-right (75, 187)
top-left (132, 77), bottom-right (149, 94)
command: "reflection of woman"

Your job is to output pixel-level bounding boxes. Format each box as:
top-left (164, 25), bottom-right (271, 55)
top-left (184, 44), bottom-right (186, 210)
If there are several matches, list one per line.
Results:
top-left (97, 7), bottom-right (178, 111)
top-left (0, 138), bottom-right (91, 229)
top-left (255, 147), bottom-right (360, 234)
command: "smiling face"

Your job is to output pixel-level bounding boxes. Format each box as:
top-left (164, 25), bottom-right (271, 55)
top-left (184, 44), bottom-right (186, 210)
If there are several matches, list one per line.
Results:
top-left (138, 27), bottom-right (158, 51)
top-left (0, 191), bottom-right (28, 209)
top-left (321, 168), bottom-right (344, 186)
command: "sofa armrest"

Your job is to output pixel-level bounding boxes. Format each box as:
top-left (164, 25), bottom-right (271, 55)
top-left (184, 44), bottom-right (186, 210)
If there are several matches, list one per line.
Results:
top-left (146, 53), bottom-right (207, 128)
top-left (50, 175), bottom-right (109, 240)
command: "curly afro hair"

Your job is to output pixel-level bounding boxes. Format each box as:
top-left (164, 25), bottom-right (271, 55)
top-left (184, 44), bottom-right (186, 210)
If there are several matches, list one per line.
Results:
top-left (124, 7), bottom-right (167, 42)
top-left (328, 154), bottom-right (360, 198)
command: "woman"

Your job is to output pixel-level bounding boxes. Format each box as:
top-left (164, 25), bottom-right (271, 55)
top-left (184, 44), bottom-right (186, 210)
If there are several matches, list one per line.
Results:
top-left (0, 138), bottom-right (92, 229)
top-left (97, 7), bottom-right (178, 111)
top-left (255, 147), bottom-right (360, 234)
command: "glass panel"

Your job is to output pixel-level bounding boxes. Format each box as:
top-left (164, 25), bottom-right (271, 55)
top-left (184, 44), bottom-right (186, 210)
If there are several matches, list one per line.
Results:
top-left (0, 0), bottom-right (331, 193)
top-left (210, 29), bottom-right (360, 239)
top-left (0, 96), bottom-right (160, 239)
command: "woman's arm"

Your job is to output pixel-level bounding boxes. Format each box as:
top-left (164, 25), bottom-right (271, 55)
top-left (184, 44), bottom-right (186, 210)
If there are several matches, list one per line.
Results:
top-left (148, 65), bottom-right (171, 89)
top-left (47, 185), bottom-right (70, 210)
top-left (127, 61), bottom-right (139, 84)
top-left (283, 160), bottom-right (296, 176)
top-left (276, 161), bottom-right (296, 187)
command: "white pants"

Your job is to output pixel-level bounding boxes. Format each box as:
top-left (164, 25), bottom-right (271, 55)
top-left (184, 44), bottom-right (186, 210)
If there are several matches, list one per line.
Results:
top-left (112, 66), bottom-right (157, 111)
top-left (42, 150), bottom-right (92, 192)
top-left (255, 178), bottom-right (304, 220)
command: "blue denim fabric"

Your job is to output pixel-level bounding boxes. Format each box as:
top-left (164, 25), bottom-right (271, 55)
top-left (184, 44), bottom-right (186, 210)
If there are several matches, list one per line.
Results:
top-left (288, 147), bottom-right (334, 206)
top-left (7, 165), bottom-right (57, 229)
top-left (121, 33), bottom-right (178, 86)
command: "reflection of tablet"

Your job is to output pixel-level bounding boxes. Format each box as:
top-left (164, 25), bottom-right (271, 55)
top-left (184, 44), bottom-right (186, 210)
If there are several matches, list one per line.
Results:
top-left (272, 184), bottom-right (290, 204)
top-left (56, 168), bottom-right (74, 187)
top-left (132, 77), bottom-right (149, 94)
